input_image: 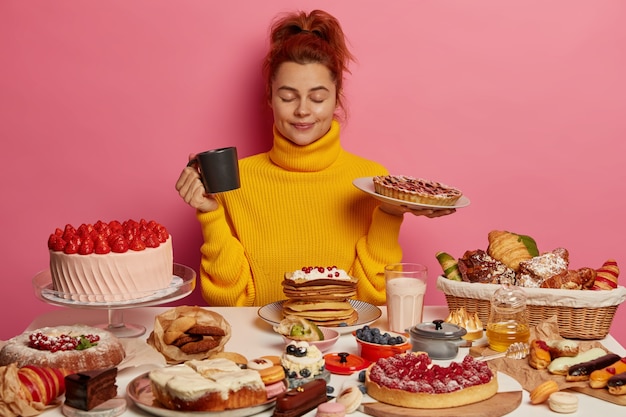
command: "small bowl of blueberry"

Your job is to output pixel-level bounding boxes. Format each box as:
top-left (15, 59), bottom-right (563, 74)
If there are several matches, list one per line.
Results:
top-left (354, 325), bottom-right (411, 362)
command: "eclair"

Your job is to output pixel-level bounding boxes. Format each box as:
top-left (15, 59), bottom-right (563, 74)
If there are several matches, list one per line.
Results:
top-left (589, 357), bottom-right (626, 389)
top-left (566, 353), bottom-right (621, 382)
top-left (547, 348), bottom-right (606, 376)
top-left (607, 371), bottom-right (626, 396)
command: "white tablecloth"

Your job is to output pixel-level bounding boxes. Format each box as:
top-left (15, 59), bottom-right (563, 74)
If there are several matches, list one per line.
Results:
top-left (25, 305), bottom-right (626, 416)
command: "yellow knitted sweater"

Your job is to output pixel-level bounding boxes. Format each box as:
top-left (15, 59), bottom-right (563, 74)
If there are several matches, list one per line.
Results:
top-left (197, 120), bottom-right (403, 306)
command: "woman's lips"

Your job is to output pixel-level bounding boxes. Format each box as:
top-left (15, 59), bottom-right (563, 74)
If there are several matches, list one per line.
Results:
top-left (292, 123), bottom-right (314, 130)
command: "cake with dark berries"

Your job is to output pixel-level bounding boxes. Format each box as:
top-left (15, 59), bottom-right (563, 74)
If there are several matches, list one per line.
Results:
top-left (281, 266), bottom-right (358, 326)
top-left (48, 219), bottom-right (173, 301)
top-left (365, 352), bottom-right (498, 409)
top-left (0, 325), bottom-right (125, 373)
top-left (280, 341), bottom-right (329, 388)
top-left (64, 367), bottom-right (118, 411)
top-left (372, 175), bottom-right (462, 206)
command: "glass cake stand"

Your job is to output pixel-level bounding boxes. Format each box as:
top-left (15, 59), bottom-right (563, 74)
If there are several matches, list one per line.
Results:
top-left (32, 263), bottom-right (196, 338)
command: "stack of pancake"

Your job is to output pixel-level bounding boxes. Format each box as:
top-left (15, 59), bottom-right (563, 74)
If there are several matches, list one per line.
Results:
top-left (281, 267), bottom-right (358, 326)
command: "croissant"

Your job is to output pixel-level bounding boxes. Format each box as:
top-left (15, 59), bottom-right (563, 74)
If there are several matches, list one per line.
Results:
top-left (592, 259), bottom-right (619, 290)
top-left (487, 230), bottom-right (539, 271)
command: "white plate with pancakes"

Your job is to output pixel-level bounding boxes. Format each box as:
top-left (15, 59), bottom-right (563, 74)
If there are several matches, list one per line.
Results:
top-left (353, 177), bottom-right (471, 210)
top-left (127, 371), bottom-right (277, 417)
top-left (258, 299), bottom-right (382, 334)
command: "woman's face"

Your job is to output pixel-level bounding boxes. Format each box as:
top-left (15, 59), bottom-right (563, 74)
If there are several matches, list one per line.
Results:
top-left (270, 62), bottom-right (337, 146)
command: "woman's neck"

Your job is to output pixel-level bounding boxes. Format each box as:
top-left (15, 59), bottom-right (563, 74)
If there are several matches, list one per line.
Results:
top-left (268, 120), bottom-right (342, 172)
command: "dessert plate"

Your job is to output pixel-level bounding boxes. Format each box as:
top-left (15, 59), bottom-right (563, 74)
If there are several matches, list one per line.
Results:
top-left (258, 299), bottom-right (382, 334)
top-left (353, 177), bottom-right (471, 210)
top-left (127, 372), bottom-right (276, 417)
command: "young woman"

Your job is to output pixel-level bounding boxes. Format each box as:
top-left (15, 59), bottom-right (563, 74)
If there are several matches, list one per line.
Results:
top-left (175, 10), bottom-right (454, 307)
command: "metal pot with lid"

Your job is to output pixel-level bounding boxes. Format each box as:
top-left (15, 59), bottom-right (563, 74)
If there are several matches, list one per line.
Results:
top-left (407, 319), bottom-right (472, 360)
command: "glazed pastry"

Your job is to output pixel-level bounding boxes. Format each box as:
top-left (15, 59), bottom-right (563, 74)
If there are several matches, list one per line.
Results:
top-left (517, 248), bottom-right (569, 287)
top-left (457, 249), bottom-right (516, 284)
top-left (548, 348), bottom-right (606, 375)
top-left (529, 380), bottom-right (559, 404)
top-left (592, 259), bottom-right (620, 290)
top-left (487, 230), bottom-right (539, 272)
top-left (548, 391), bottom-right (578, 413)
top-left (589, 357), bottom-right (626, 389)
top-left (541, 268), bottom-right (596, 290)
top-left (607, 371), bottom-right (626, 395)
top-left (548, 340), bottom-right (579, 359)
top-left (529, 339), bottom-right (552, 370)
top-left (566, 353), bottom-right (621, 382)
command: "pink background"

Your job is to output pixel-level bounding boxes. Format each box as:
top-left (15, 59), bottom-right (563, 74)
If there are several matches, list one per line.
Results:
top-left (1, 1), bottom-right (625, 346)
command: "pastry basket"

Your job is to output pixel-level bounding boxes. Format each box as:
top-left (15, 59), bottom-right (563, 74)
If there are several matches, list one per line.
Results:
top-left (436, 276), bottom-right (626, 339)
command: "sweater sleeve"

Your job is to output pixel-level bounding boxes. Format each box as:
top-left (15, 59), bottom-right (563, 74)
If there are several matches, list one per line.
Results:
top-left (196, 206), bottom-right (257, 306)
top-left (351, 206), bottom-right (404, 305)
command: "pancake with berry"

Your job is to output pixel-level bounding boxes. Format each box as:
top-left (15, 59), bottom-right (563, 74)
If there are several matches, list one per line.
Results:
top-left (282, 266), bottom-right (358, 325)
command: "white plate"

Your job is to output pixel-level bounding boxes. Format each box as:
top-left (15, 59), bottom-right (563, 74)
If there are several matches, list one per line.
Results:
top-left (353, 177), bottom-right (470, 210)
top-left (258, 299), bottom-right (382, 334)
top-left (126, 372), bottom-right (276, 417)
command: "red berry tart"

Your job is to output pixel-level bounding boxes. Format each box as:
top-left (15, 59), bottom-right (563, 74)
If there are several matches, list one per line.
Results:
top-left (47, 219), bottom-right (173, 301)
top-left (372, 175), bottom-right (462, 206)
top-left (365, 352), bottom-right (498, 409)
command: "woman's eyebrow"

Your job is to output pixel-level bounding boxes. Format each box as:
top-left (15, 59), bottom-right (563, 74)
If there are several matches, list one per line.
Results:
top-left (277, 85), bottom-right (330, 93)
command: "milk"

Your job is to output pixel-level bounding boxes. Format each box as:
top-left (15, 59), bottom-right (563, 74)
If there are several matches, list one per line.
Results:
top-left (386, 277), bottom-right (426, 333)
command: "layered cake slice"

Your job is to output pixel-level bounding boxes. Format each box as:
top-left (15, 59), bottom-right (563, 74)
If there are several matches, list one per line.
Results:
top-left (64, 367), bottom-right (118, 411)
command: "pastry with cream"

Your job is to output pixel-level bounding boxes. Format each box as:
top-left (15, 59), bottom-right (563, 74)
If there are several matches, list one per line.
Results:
top-left (149, 358), bottom-right (266, 411)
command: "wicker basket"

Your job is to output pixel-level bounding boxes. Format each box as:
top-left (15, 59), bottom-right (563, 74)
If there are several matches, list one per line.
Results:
top-left (436, 276), bottom-right (626, 339)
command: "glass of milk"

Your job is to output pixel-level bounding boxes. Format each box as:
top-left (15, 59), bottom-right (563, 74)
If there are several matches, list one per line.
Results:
top-left (385, 263), bottom-right (428, 333)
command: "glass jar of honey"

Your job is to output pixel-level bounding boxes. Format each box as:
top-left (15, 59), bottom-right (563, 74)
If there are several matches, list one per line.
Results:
top-left (486, 282), bottom-right (530, 352)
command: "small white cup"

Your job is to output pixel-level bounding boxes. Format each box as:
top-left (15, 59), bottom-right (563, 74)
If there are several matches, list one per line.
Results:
top-left (385, 263), bottom-right (427, 333)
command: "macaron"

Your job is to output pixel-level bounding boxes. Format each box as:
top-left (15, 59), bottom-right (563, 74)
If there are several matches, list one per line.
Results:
top-left (265, 380), bottom-right (287, 399)
top-left (257, 365), bottom-right (286, 385)
top-left (316, 401), bottom-right (346, 417)
top-left (548, 391), bottom-right (578, 413)
top-left (335, 386), bottom-right (363, 414)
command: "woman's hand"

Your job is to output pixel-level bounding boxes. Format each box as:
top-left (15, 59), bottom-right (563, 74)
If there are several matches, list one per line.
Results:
top-left (175, 158), bottom-right (219, 213)
top-left (379, 203), bottom-right (456, 218)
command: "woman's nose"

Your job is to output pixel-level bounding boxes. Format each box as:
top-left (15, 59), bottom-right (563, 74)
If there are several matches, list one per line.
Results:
top-left (294, 100), bottom-right (310, 116)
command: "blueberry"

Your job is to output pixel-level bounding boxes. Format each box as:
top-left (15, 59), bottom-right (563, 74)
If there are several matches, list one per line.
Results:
top-left (300, 368), bottom-right (311, 378)
top-left (358, 385), bottom-right (367, 394)
top-left (358, 370), bottom-right (366, 382)
top-left (326, 386), bottom-right (335, 394)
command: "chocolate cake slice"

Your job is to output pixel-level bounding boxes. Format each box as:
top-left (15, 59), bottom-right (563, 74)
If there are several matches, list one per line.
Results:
top-left (64, 367), bottom-right (118, 410)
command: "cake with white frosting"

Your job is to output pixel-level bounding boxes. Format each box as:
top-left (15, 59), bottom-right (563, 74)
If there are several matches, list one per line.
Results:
top-left (149, 358), bottom-right (266, 411)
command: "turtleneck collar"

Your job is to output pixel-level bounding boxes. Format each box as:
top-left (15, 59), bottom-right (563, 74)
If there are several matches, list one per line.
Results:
top-left (268, 120), bottom-right (342, 172)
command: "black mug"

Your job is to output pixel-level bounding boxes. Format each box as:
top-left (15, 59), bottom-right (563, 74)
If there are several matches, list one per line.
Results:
top-left (187, 147), bottom-right (240, 193)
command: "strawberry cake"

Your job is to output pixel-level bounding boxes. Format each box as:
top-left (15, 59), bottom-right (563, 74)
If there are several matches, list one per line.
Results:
top-left (365, 352), bottom-right (497, 409)
top-left (47, 219), bottom-right (173, 301)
